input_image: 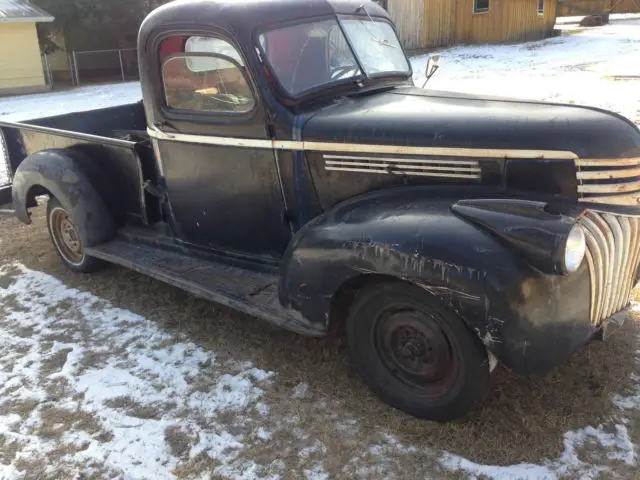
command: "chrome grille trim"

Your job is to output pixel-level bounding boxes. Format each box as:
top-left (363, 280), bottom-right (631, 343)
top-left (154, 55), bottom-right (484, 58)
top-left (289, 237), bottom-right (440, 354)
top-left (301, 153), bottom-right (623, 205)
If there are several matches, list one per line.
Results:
top-left (576, 157), bottom-right (640, 205)
top-left (580, 212), bottom-right (640, 325)
top-left (323, 154), bottom-right (482, 180)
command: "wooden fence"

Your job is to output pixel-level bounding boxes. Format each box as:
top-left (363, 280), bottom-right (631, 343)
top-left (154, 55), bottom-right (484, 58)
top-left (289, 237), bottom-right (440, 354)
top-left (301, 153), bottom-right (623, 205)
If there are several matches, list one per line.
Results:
top-left (611, 0), bottom-right (640, 12)
top-left (557, 0), bottom-right (640, 15)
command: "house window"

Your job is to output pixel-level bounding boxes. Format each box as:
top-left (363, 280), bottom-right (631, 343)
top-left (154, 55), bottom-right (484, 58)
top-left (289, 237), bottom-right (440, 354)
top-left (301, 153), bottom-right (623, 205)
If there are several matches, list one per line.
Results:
top-left (538, 0), bottom-right (544, 15)
top-left (474, 0), bottom-right (490, 13)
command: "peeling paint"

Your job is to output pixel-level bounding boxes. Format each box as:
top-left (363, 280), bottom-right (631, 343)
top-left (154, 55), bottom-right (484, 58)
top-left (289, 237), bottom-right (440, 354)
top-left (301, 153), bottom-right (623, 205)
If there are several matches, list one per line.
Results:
top-left (488, 351), bottom-right (499, 372)
top-left (414, 282), bottom-right (482, 302)
top-left (482, 330), bottom-right (502, 346)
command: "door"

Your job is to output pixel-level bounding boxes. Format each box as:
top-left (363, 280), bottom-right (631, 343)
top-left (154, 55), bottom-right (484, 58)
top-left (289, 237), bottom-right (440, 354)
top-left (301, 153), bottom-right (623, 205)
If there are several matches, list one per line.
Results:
top-left (153, 34), bottom-right (291, 260)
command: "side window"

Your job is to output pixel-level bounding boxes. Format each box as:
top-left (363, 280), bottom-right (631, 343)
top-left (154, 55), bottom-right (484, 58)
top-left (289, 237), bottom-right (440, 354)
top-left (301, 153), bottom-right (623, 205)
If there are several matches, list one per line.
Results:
top-left (474, 0), bottom-right (490, 13)
top-left (538, 0), bottom-right (544, 15)
top-left (160, 36), bottom-right (255, 114)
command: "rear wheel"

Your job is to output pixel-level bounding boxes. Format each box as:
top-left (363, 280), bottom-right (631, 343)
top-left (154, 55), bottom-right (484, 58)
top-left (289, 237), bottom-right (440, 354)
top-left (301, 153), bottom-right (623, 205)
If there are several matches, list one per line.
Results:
top-left (346, 282), bottom-right (490, 422)
top-left (46, 198), bottom-right (107, 273)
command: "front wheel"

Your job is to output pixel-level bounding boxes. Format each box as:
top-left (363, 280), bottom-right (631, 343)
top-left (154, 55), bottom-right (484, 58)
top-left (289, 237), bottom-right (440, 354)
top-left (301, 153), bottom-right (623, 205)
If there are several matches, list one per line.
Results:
top-left (46, 198), bottom-right (107, 273)
top-left (346, 282), bottom-right (491, 422)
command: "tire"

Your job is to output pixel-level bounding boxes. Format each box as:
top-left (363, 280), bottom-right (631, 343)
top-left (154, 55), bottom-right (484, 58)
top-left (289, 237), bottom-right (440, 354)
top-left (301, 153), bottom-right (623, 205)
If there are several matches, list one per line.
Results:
top-left (46, 197), bottom-right (107, 273)
top-left (346, 282), bottom-right (490, 422)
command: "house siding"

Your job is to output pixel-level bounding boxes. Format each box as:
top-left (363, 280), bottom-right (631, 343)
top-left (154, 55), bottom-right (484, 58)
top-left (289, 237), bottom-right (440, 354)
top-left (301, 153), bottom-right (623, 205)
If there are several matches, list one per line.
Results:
top-left (388, 0), bottom-right (557, 49)
top-left (388, 0), bottom-right (425, 49)
top-left (0, 22), bottom-right (47, 91)
top-left (455, 0), bottom-right (557, 44)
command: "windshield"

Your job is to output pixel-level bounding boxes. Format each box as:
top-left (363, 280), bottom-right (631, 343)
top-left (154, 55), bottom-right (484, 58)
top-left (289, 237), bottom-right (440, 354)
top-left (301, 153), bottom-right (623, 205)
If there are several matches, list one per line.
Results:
top-left (258, 16), bottom-right (409, 97)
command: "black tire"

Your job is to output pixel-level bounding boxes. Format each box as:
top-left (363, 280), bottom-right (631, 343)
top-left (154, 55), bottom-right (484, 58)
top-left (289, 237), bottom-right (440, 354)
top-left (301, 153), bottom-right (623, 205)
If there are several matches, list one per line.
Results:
top-left (46, 197), bottom-right (107, 273)
top-left (346, 282), bottom-right (490, 422)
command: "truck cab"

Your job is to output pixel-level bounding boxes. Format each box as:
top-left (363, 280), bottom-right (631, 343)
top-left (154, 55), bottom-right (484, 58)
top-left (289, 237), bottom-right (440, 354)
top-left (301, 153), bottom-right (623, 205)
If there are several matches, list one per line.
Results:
top-left (2, 0), bottom-right (640, 422)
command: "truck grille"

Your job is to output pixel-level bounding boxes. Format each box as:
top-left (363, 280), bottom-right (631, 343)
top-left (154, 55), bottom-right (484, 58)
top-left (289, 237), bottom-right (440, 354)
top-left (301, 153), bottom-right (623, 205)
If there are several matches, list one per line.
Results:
top-left (580, 212), bottom-right (640, 325)
top-left (576, 157), bottom-right (640, 205)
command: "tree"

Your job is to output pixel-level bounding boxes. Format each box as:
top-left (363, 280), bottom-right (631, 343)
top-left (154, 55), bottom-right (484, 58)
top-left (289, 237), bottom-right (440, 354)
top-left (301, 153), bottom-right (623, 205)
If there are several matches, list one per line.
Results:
top-left (29, 0), bottom-right (78, 52)
top-left (30, 0), bottom-right (169, 50)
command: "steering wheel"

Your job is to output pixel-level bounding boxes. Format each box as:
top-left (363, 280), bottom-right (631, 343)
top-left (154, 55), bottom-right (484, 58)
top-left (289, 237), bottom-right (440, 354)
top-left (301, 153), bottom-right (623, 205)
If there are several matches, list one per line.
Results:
top-left (331, 65), bottom-right (359, 80)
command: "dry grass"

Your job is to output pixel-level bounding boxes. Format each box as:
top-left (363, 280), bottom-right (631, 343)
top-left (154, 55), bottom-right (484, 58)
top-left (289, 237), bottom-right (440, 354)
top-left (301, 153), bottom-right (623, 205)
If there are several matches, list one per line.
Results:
top-left (103, 395), bottom-right (170, 420)
top-left (164, 425), bottom-right (193, 458)
top-left (0, 206), bottom-right (638, 478)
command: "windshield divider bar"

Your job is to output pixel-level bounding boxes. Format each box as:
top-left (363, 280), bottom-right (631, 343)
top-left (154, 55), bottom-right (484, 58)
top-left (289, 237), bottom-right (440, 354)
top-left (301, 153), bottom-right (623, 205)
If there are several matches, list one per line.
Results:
top-left (337, 15), bottom-right (367, 83)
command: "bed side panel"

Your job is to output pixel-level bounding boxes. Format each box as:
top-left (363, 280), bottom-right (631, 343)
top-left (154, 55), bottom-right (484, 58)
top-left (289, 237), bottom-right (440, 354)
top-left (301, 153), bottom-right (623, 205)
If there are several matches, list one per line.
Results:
top-left (26, 102), bottom-right (146, 137)
top-left (0, 125), bottom-right (146, 225)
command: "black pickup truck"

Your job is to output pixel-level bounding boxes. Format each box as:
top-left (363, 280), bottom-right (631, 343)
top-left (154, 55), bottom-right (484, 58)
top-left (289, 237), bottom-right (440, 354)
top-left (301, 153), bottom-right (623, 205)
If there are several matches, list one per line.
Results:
top-left (1, 0), bottom-right (639, 422)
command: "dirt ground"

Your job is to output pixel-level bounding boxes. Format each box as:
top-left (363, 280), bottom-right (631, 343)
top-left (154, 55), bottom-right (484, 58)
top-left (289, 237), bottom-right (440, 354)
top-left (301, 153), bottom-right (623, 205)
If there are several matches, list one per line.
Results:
top-left (0, 203), bottom-right (638, 479)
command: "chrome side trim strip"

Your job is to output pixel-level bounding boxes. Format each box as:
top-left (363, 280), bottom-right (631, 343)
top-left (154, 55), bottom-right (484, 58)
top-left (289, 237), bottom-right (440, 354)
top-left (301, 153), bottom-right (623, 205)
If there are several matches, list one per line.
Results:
top-left (324, 166), bottom-right (481, 179)
top-left (324, 154), bottom-right (480, 166)
top-left (325, 161), bottom-right (481, 172)
top-left (146, 127), bottom-right (578, 160)
top-left (323, 154), bottom-right (482, 179)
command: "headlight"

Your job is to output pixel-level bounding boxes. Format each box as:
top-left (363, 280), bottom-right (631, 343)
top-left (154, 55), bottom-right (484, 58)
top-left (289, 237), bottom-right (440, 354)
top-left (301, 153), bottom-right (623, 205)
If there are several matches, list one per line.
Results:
top-left (563, 224), bottom-right (586, 273)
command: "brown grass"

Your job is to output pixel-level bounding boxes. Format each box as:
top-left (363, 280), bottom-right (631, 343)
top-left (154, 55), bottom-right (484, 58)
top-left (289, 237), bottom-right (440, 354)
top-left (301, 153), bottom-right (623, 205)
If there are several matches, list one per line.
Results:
top-left (0, 205), bottom-right (638, 477)
top-left (37, 406), bottom-right (102, 440)
top-left (164, 425), bottom-right (193, 458)
top-left (103, 395), bottom-right (171, 420)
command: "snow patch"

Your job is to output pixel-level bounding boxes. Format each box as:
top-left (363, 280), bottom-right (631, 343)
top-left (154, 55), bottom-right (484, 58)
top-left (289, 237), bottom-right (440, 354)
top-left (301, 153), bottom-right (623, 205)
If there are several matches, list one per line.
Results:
top-left (0, 263), bottom-right (274, 478)
top-left (441, 423), bottom-right (637, 479)
top-left (293, 382), bottom-right (309, 399)
top-left (412, 18), bottom-right (640, 127)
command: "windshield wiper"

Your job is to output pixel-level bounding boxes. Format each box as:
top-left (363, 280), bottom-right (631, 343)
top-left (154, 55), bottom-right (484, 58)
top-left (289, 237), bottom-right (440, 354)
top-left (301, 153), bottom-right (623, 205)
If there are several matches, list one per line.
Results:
top-left (355, 4), bottom-right (399, 49)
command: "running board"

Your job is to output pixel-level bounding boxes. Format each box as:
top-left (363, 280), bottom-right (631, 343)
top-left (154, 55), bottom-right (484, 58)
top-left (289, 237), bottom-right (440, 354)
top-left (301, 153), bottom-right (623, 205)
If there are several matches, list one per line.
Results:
top-left (85, 238), bottom-right (323, 336)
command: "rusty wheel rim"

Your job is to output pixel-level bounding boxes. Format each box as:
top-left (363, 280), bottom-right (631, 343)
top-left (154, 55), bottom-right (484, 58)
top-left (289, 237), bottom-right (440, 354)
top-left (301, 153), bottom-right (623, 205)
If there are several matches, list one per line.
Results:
top-left (375, 309), bottom-right (459, 396)
top-left (51, 208), bottom-right (84, 265)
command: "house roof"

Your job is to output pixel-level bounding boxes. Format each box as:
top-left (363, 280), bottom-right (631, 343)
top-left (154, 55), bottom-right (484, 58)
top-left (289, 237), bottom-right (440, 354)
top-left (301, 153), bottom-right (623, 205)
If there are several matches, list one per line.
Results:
top-left (0, 0), bottom-right (54, 23)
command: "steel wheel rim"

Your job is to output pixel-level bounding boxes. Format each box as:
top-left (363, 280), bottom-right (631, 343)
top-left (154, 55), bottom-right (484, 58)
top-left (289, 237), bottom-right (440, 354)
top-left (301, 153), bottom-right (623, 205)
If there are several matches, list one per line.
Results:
top-left (375, 308), bottom-right (459, 396)
top-left (51, 207), bottom-right (84, 266)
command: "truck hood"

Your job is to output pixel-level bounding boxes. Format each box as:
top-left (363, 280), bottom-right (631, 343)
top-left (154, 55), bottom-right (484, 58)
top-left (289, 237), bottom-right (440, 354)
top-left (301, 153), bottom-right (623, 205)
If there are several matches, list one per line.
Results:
top-left (302, 86), bottom-right (640, 159)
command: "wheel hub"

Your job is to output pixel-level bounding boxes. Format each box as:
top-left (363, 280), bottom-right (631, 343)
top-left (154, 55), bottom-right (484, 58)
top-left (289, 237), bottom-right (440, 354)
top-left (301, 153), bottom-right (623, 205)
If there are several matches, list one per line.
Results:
top-left (52, 209), bottom-right (84, 264)
top-left (376, 310), bottom-right (458, 392)
top-left (60, 217), bottom-right (81, 252)
top-left (397, 328), bottom-right (426, 359)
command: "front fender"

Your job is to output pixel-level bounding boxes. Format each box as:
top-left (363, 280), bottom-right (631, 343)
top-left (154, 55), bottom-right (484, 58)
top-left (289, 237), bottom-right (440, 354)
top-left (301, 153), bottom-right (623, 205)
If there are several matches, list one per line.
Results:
top-left (280, 187), bottom-right (595, 375)
top-left (12, 149), bottom-right (115, 246)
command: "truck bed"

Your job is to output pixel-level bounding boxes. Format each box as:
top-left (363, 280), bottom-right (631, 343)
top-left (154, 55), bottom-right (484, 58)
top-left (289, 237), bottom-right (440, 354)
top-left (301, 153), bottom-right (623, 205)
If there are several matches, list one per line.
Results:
top-left (16, 101), bottom-right (147, 141)
top-left (0, 101), bottom-right (154, 225)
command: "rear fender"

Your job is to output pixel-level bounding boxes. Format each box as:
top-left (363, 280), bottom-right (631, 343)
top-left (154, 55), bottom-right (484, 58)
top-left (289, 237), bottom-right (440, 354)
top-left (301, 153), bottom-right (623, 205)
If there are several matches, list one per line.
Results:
top-left (12, 149), bottom-right (115, 246)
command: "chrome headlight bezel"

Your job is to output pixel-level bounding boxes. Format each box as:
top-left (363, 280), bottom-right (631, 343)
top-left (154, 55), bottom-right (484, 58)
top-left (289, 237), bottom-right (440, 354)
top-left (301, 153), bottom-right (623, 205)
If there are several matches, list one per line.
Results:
top-left (562, 223), bottom-right (587, 274)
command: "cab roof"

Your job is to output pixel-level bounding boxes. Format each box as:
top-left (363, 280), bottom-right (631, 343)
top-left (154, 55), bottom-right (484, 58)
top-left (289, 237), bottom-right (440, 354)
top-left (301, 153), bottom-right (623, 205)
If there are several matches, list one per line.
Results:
top-left (139, 0), bottom-right (390, 47)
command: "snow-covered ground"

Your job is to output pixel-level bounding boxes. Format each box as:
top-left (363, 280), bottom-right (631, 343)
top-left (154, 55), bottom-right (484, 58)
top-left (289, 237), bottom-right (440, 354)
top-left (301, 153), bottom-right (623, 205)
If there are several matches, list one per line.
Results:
top-left (412, 16), bottom-right (640, 127)
top-left (0, 15), bottom-right (639, 480)
top-left (0, 262), bottom-right (637, 479)
top-left (0, 264), bottom-right (274, 478)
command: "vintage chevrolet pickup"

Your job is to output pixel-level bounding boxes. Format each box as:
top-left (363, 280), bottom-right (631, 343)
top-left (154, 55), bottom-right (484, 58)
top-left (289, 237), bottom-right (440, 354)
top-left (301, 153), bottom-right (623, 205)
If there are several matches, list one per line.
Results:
top-left (1, 0), bottom-right (639, 422)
